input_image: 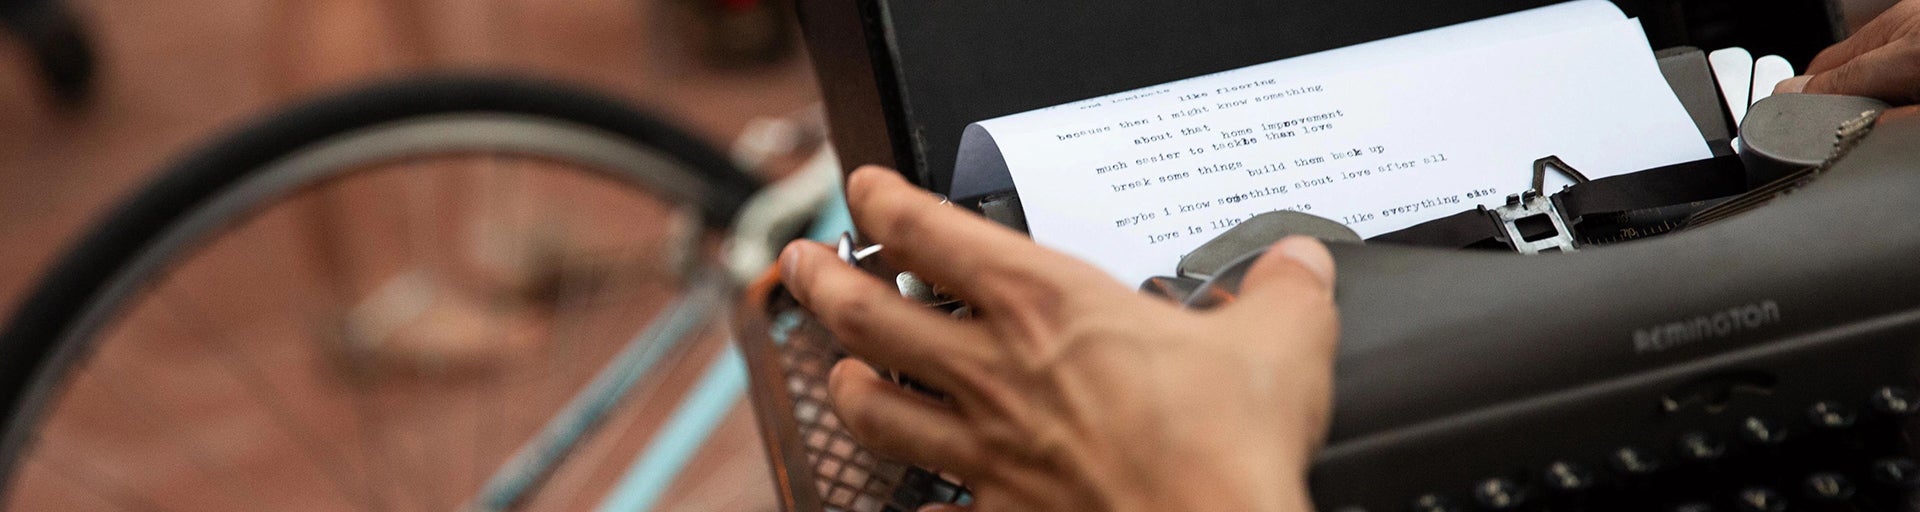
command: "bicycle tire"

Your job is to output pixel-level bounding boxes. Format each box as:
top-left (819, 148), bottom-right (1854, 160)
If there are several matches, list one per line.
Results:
top-left (0, 74), bottom-right (759, 498)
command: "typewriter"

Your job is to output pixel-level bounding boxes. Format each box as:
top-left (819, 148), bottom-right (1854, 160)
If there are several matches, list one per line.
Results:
top-left (736, 0), bottom-right (1920, 510)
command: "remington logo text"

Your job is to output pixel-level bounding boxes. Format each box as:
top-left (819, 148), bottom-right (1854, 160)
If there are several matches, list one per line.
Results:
top-left (1633, 301), bottom-right (1781, 354)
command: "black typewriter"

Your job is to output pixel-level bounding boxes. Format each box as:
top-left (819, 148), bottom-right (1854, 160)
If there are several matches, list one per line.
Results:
top-left (735, 1), bottom-right (1920, 510)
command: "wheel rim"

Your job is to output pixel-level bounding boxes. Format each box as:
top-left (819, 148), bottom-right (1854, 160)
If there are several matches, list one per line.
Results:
top-left (2, 114), bottom-right (762, 511)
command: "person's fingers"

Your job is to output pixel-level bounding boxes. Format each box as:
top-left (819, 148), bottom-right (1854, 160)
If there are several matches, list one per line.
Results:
top-left (1806, 2), bottom-right (1916, 74)
top-left (1802, 40), bottom-right (1920, 104)
top-left (1881, 104), bottom-right (1920, 122)
top-left (1221, 237), bottom-right (1339, 350)
top-left (1235, 237), bottom-right (1335, 303)
top-left (842, 166), bottom-right (1127, 313)
top-left (1775, 75), bottom-right (1812, 94)
top-left (1808, 34), bottom-right (1883, 75)
top-left (828, 360), bottom-right (985, 475)
top-left (781, 241), bottom-right (993, 393)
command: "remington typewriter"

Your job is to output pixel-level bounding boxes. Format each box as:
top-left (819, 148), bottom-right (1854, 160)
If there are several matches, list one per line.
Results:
top-left (735, 0), bottom-right (1920, 510)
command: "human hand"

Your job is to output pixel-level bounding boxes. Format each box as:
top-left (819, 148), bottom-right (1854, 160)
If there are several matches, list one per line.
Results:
top-left (779, 166), bottom-right (1340, 512)
top-left (1777, 0), bottom-right (1920, 104)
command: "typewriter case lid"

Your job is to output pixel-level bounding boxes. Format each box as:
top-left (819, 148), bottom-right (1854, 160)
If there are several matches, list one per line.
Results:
top-left (792, 0), bottom-right (1841, 197)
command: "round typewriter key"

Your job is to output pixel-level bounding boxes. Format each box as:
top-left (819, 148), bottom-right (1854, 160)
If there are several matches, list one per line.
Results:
top-left (1735, 486), bottom-right (1787, 512)
top-left (1807, 400), bottom-right (1858, 429)
top-left (1872, 457), bottom-right (1920, 487)
top-left (1871, 386), bottom-right (1919, 416)
top-left (1737, 416), bottom-right (1789, 445)
top-left (1610, 446), bottom-right (1663, 476)
top-left (1408, 493), bottom-right (1457, 512)
top-left (1803, 472), bottom-right (1856, 501)
top-left (1541, 461), bottom-right (1594, 492)
top-left (1472, 477), bottom-right (1527, 510)
top-left (1676, 431), bottom-right (1727, 462)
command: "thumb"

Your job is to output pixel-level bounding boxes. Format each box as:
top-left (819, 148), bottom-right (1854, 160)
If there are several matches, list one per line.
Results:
top-left (1232, 236), bottom-right (1336, 311)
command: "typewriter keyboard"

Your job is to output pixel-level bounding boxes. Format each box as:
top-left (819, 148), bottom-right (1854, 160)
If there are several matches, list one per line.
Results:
top-left (1332, 385), bottom-right (1920, 512)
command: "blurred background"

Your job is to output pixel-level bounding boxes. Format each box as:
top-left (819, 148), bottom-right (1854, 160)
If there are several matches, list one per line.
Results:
top-left (0, 0), bottom-right (816, 313)
top-left (0, 0), bottom-right (823, 510)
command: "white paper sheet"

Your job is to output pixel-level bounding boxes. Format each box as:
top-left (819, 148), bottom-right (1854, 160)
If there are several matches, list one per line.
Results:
top-left (972, 2), bottom-right (1712, 285)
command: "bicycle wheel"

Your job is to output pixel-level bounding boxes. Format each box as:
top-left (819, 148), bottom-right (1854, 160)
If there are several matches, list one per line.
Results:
top-left (0, 75), bottom-right (769, 511)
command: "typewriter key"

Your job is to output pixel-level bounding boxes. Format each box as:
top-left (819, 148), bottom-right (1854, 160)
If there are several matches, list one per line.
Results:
top-left (1472, 477), bottom-right (1527, 510)
top-left (1407, 493), bottom-right (1456, 512)
top-left (1871, 457), bottom-right (1920, 487)
top-left (1737, 416), bottom-right (1789, 446)
top-left (1870, 386), bottom-right (1918, 417)
top-left (1541, 460), bottom-right (1594, 492)
top-left (1802, 472), bottom-right (1856, 501)
top-left (1676, 431), bottom-right (1727, 462)
top-left (1611, 446), bottom-right (1663, 476)
top-left (1734, 486), bottom-right (1787, 512)
top-left (1807, 400), bottom-right (1858, 430)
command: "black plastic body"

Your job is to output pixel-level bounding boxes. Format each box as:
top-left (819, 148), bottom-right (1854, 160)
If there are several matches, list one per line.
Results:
top-left (1186, 110), bottom-right (1920, 510)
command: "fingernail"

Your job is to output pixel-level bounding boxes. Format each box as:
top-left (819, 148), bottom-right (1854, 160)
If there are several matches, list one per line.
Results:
top-left (1277, 236), bottom-right (1336, 287)
top-left (1776, 75), bottom-right (1812, 94)
top-left (779, 242), bottom-right (803, 280)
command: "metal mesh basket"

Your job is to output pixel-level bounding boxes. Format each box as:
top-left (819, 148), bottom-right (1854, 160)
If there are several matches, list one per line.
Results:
top-left (735, 278), bottom-right (969, 512)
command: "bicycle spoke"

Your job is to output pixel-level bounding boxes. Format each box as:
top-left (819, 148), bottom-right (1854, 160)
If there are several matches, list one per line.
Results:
top-left (344, 363), bottom-right (405, 512)
top-left (281, 194), bottom-right (416, 512)
top-left (149, 290), bottom-right (368, 509)
top-left (537, 241), bottom-right (697, 511)
top-left (397, 160), bottom-right (457, 510)
top-left (383, 383), bottom-right (450, 512)
top-left (301, 182), bottom-right (363, 323)
top-left (504, 245), bottom-right (601, 505)
top-left (529, 175), bottom-right (578, 434)
top-left (546, 325), bottom-right (722, 512)
top-left (31, 452), bottom-right (177, 512)
top-left (540, 375), bottom-right (658, 511)
top-left (510, 165), bottom-right (601, 473)
top-left (313, 256), bottom-right (410, 512)
top-left (467, 276), bottom-right (726, 511)
top-left (280, 243), bottom-right (396, 512)
top-left (86, 329), bottom-right (277, 511)
top-left (527, 184), bottom-right (713, 511)
top-left (471, 153), bottom-right (520, 495)
top-left (476, 182), bottom-right (714, 507)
